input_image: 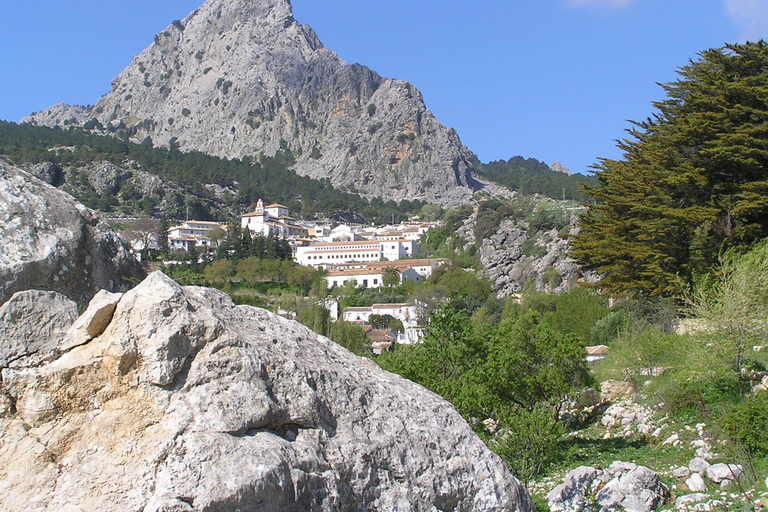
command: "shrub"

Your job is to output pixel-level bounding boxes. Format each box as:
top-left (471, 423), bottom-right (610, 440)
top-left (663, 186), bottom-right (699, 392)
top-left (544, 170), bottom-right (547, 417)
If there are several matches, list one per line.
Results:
top-left (719, 392), bottom-right (768, 457)
top-left (490, 403), bottom-right (566, 484)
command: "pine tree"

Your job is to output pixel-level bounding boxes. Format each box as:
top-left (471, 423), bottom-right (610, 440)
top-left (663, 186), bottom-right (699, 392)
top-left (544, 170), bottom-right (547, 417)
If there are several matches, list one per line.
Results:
top-left (572, 41), bottom-right (768, 297)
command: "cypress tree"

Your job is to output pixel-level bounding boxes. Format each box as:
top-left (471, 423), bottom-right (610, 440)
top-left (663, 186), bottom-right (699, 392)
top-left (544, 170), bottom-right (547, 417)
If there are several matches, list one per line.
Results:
top-left (572, 41), bottom-right (768, 297)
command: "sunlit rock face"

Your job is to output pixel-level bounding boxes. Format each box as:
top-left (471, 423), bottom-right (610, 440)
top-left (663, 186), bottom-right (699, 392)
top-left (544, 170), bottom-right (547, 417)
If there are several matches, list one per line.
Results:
top-left (0, 160), bottom-right (144, 306)
top-left (0, 271), bottom-right (534, 511)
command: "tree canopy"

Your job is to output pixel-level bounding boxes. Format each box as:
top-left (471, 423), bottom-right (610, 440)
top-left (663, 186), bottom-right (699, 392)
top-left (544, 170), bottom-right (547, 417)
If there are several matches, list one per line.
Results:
top-left (0, 121), bottom-right (427, 223)
top-left (571, 41), bottom-right (768, 297)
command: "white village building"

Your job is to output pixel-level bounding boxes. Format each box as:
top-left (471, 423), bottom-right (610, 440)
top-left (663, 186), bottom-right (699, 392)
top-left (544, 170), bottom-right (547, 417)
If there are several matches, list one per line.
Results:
top-left (167, 220), bottom-right (225, 251)
top-left (343, 303), bottom-right (424, 344)
top-left (295, 239), bottom-right (418, 268)
top-left (240, 199), bottom-right (309, 239)
top-left (324, 258), bottom-right (449, 290)
top-left (326, 266), bottom-right (424, 290)
top-left (326, 258), bottom-right (449, 278)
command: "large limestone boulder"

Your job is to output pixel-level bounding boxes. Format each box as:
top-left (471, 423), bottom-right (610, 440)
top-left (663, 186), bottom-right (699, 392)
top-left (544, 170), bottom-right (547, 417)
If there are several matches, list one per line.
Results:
top-left (0, 272), bottom-right (533, 511)
top-left (0, 160), bottom-right (144, 305)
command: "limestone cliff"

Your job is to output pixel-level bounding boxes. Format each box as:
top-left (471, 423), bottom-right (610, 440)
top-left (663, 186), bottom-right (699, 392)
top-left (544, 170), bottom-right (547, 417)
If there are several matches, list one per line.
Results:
top-left (0, 160), bottom-right (145, 305)
top-left (0, 272), bottom-right (534, 511)
top-left (24, 0), bottom-right (479, 208)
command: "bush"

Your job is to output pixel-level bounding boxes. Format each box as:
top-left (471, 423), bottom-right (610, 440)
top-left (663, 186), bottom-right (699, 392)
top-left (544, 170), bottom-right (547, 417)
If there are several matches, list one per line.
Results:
top-left (719, 392), bottom-right (768, 457)
top-left (489, 403), bottom-right (566, 484)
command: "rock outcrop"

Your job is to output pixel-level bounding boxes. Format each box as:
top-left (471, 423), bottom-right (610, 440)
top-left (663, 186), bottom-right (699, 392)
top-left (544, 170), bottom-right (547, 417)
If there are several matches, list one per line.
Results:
top-left (456, 201), bottom-right (591, 297)
top-left (24, 0), bottom-right (479, 208)
top-left (0, 290), bottom-right (78, 370)
top-left (0, 160), bottom-right (144, 305)
top-left (36, 158), bottom-right (238, 220)
top-left (0, 271), bottom-right (533, 511)
top-left (547, 462), bottom-right (670, 512)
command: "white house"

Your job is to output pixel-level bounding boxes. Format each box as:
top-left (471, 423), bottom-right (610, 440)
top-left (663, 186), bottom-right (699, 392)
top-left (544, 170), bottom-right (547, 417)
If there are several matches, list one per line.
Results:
top-left (167, 220), bottom-right (224, 251)
top-left (326, 267), bottom-right (423, 290)
top-left (325, 258), bottom-right (450, 278)
top-left (295, 239), bottom-right (418, 267)
top-left (240, 199), bottom-right (309, 239)
top-left (343, 303), bottom-right (424, 344)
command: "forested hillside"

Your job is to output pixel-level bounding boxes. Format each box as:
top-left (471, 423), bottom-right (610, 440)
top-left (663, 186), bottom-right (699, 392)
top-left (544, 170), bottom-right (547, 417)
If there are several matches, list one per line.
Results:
top-left (477, 155), bottom-right (598, 202)
top-left (0, 122), bottom-right (425, 223)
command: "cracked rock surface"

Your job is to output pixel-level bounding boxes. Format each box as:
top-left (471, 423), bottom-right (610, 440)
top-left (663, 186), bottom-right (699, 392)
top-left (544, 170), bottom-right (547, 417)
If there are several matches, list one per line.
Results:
top-left (0, 160), bottom-right (144, 306)
top-left (0, 272), bottom-right (533, 511)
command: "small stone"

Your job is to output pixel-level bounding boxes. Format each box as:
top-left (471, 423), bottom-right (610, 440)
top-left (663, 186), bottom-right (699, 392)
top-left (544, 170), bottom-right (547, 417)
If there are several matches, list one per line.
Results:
top-left (686, 473), bottom-right (708, 493)
top-left (675, 493), bottom-right (709, 508)
top-left (673, 466), bottom-right (691, 478)
top-left (663, 433), bottom-right (679, 446)
top-left (689, 457), bottom-right (711, 473)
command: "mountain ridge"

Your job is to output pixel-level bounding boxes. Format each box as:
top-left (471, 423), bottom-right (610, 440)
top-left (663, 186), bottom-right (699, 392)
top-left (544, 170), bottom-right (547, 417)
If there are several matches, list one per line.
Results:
top-left (23, 0), bottom-right (479, 208)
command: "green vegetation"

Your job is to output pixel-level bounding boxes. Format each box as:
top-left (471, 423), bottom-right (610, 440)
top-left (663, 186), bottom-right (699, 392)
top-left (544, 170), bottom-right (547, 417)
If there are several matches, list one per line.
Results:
top-left (0, 121), bottom-right (426, 223)
top-left (572, 41), bottom-right (768, 297)
top-left (476, 155), bottom-right (597, 202)
top-left (376, 285), bottom-right (610, 482)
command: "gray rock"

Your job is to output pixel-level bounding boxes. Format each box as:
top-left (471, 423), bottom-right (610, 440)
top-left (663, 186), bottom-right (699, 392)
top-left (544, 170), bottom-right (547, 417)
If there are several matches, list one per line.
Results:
top-left (596, 466), bottom-right (668, 512)
top-left (23, 0), bottom-right (479, 208)
top-left (0, 290), bottom-right (78, 369)
top-left (704, 463), bottom-right (743, 483)
top-left (0, 161), bottom-right (144, 306)
top-left (695, 446), bottom-right (715, 460)
top-left (55, 161), bottom-right (216, 221)
top-left (689, 457), bottom-right (711, 473)
top-left (0, 271), bottom-right (532, 511)
top-left (29, 162), bottom-right (64, 186)
top-left (675, 493), bottom-right (709, 508)
top-left (473, 209), bottom-right (587, 297)
top-left (61, 290), bottom-right (123, 351)
top-left (607, 461), bottom-right (638, 477)
top-left (548, 464), bottom-right (668, 512)
top-left (673, 466), bottom-right (691, 478)
top-left (551, 161), bottom-right (572, 175)
top-left (547, 466), bottom-right (603, 511)
top-left (686, 473), bottom-right (708, 492)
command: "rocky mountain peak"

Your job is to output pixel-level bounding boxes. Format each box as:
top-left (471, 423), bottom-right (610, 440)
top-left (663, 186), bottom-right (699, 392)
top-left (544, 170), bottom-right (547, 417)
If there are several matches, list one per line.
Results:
top-left (550, 161), bottom-right (572, 175)
top-left (24, 0), bottom-right (478, 208)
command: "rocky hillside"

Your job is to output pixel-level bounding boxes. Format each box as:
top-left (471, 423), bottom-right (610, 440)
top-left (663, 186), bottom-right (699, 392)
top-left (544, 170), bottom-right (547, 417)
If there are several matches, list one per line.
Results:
top-left (0, 271), bottom-right (533, 511)
top-left (0, 160), bottom-right (144, 305)
top-left (446, 193), bottom-right (597, 298)
top-left (23, 0), bottom-right (479, 208)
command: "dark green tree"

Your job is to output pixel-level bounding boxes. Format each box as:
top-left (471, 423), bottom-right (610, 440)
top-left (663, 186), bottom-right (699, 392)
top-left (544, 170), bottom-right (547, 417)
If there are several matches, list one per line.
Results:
top-left (572, 41), bottom-right (768, 297)
top-left (484, 311), bottom-right (592, 414)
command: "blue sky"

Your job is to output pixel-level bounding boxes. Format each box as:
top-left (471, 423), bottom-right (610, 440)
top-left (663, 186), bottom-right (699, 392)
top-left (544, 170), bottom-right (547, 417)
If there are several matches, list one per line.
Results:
top-left (1, 0), bottom-right (766, 174)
